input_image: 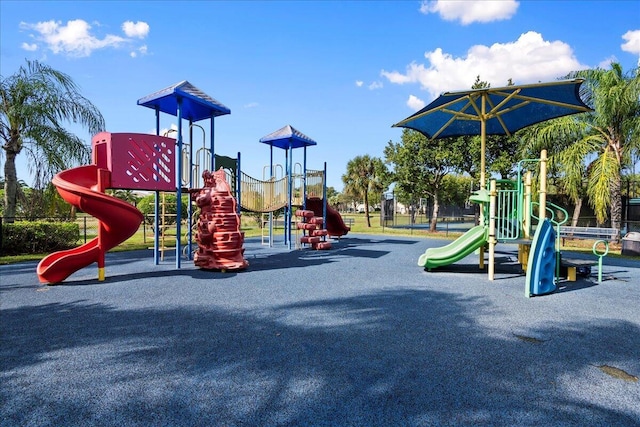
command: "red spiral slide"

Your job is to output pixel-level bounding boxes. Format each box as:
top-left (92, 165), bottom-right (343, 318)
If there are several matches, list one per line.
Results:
top-left (37, 165), bottom-right (144, 284)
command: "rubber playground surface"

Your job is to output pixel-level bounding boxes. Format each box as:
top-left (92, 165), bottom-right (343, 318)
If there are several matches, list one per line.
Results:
top-left (2, 234), bottom-right (639, 426)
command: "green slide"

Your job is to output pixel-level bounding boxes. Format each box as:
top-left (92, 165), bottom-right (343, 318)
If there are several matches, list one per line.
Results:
top-left (418, 225), bottom-right (488, 270)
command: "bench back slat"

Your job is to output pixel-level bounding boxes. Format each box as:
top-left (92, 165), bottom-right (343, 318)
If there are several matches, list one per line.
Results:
top-left (559, 226), bottom-right (619, 240)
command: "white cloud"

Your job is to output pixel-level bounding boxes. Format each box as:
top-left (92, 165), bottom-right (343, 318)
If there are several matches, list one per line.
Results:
top-left (122, 21), bottom-right (149, 38)
top-left (419, 0), bottom-right (518, 25)
top-left (244, 102), bottom-right (259, 108)
top-left (621, 29), bottom-right (640, 55)
top-left (19, 19), bottom-right (150, 58)
top-left (21, 42), bottom-right (38, 51)
top-left (355, 80), bottom-right (364, 87)
top-left (130, 44), bottom-right (148, 58)
top-left (368, 81), bottom-right (383, 90)
top-left (407, 95), bottom-right (426, 111)
top-left (597, 56), bottom-right (617, 69)
top-left (19, 19), bottom-right (125, 57)
top-left (381, 31), bottom-right (587, 102)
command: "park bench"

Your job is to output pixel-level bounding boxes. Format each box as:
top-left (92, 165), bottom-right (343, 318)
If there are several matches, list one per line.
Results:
top-left (557, 226), bottom-right (617, 281)
top-left (559, 257), bottom-right (597, 282)
top-left (559, 226), bottom-right (619, 242)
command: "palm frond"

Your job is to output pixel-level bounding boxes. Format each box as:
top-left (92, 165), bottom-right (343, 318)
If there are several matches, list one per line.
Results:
top-left (586, 150), bottom-right (618, 223)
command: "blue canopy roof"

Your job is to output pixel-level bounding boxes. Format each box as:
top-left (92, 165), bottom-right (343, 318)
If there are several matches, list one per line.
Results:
top-left (393, 79), bottom-right (592, 138)
top-left (259, 125), bottom-right (317, 150)
top-left (137, 80), bottom-right (230, 122)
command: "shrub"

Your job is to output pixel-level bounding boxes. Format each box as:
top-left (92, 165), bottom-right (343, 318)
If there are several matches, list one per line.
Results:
top-left (1, 221), bottom-right (79, 255)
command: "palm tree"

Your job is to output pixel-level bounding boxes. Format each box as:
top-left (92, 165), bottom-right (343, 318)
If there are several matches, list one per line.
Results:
top-left (522, 63), bottom-right (640, 234)
top-left (520, 116), bottom-right (592, 227)
top-left (578, 64), bottom-right (640, 232)
top-left (342, 155), bottom-right (389, 227)
top-left (1, 59), bottom-right (105, 222)
top-left (107, 189), bottom-right (141, 207)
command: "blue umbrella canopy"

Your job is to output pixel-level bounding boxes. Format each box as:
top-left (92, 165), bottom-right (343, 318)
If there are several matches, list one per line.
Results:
top-left (392, 79), bottom-right (592, 186)
top-left (137, 80), bottom-right (230, 121)
top-left (259, 125), bottom-right (317, 150)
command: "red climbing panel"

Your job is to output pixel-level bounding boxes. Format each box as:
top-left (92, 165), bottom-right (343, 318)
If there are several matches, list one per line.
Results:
top-left (92, 132), bottom-right (176, 191)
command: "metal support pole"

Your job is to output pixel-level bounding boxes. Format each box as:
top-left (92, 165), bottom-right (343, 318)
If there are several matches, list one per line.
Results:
top-left (539, 149), bottom-right (548, 220)
top-left (303, 146), bottom-right (308, 209)
top-left (236, 152), bottom-right (242, 215)
top-left (187, 119), bottom-right (194, 261)
top-left (175, 98), bottom-right (183, 269)
top-left (488, 180), bottom-right (497, 280)
top-left (269, 145), bottom-right (274, 248)
top-left (287, 143), bottom-right (293, 249)
top-left (322, 162), bottom-right (327, 227)
top-left (154, 107), bottom-right (161, 265)
top-left (210, 115), bottom-right (215, 171)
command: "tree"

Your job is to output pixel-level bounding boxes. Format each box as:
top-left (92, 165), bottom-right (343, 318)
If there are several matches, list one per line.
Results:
top-left (1, 60), bottom-right (105, 222)
top-left (341, 155), bottom-right (389, 227)
top-left (522, 63), bottom-right (640, 233)
top-left (107, 189), bottom-right (141, 207)
top-left (21, 182), bottom-right (73, 220)
top-left (520, 115), bottom-right (592, 227)
top-left (138, 193), bottom-right (188, 228)
top-left (384, 129), bottom-right (466, 231)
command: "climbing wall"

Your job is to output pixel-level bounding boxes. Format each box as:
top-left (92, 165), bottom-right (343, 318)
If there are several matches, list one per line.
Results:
top-left (194, 169), bottom-right (248, 271)
top-left (295, 209), bottom-right (332, 250)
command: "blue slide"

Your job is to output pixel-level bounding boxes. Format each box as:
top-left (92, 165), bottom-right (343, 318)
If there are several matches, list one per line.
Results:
top-left (526, 218), bottom-right (557, 297)
top-left (418, 225), bottom-right (487, 271)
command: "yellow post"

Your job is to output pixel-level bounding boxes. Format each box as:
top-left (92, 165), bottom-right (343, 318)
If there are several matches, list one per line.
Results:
top-left (98, 267), bottom-right (105, 281)
top-left (539, 149), bottom-right (547, 219)
top-left (518, 172), bottom-right (533, 270)
top-left (480, 95), bottom-right (486, 190)
top-left (488, 180), bottom-right (497, 280)
top-left (524, 172), bottom-right (532, 239)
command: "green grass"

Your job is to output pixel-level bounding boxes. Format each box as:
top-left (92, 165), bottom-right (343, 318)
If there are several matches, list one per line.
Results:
top-left (1, 213), bottom-right (626, 265)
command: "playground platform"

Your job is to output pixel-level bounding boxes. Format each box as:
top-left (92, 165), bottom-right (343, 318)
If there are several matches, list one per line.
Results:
top-left (2, 234), bottom-right (639, 426)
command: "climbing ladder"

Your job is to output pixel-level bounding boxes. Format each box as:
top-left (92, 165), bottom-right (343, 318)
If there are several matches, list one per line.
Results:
top-left (295, 209), bottom-right (331, 250)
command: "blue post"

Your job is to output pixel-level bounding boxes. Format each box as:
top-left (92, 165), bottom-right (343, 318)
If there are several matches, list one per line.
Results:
top-left (187, 119), bottom-right (193, 261)
top-left (269, 145), bottom-right (274, 248)
top-left (236, 152), bottom-right (241, 215)
top-left (287, 143), bottom-right (293, 249)
top-left (175, 98), bottom-right (183, 269)
top-left (210, 115), bottom-right (215, 171)
top-left (303, 145), bottom-right (307, 210)
top-left (322, 162), bottom-right (327, 227)
top-left (154, 107), bottom-right (161, 265)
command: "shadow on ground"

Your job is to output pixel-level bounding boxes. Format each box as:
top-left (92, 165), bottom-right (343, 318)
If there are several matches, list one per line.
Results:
top-left (2, 287), bottom-right (639, 426)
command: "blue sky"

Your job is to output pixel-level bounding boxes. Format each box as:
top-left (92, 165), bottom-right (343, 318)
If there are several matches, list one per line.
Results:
top-left (1, 0), bottom-right (639, 192)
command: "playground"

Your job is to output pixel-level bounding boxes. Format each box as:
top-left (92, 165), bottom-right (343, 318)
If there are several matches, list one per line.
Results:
top-left (2, 234), bottom-right (640, 426)
top-left (4, 78), bottom-right (639, 424)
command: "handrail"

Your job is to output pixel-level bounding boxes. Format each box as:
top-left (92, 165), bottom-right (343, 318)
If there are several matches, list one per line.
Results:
top-left (531, 200), bottom-right (568, 284)
top-left (531, 201), bottom-right (568, 230)
top-left (592, 240), bottom-right (609, 284)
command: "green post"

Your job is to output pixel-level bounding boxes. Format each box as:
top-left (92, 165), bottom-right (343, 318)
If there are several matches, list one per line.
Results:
top-left (592, 240), bottom-right (609, 284)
